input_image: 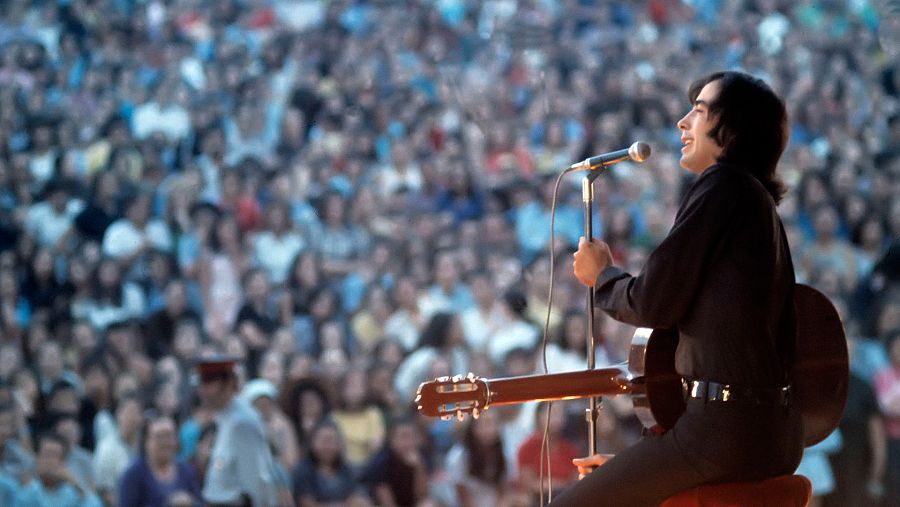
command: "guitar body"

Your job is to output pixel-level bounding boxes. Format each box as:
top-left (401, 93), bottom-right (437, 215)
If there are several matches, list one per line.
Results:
top-left (416, 284), bottom-right (847, 447)
top-left (793, 284), bottom-right (848, 446)
top-left (628, 327), bottom-right (684, 432)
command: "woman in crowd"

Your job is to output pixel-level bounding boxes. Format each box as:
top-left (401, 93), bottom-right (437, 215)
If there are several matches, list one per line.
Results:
top-left (117, 415), bottom-right (200, 507)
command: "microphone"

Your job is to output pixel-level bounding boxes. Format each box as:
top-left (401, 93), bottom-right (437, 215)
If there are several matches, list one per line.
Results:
top-left (569, 142), bottom-right (651, 171)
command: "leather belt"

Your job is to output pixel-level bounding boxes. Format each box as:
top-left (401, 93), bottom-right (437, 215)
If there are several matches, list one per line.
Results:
top-left (681, 378), bottom-right (790, 406)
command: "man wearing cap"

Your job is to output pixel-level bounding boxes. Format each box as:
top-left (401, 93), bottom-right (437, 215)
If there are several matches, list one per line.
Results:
top-left (196, 357), bottom-right (280, 507)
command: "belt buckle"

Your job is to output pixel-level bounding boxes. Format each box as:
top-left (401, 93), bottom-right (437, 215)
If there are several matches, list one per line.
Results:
top-left (719, 384), bottom-right (731, 402)
top-left (691, 380), bottom-right (703, 399)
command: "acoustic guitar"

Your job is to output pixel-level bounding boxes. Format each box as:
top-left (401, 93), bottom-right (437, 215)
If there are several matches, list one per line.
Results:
top-left (415, 284), bottom-right (848, 447)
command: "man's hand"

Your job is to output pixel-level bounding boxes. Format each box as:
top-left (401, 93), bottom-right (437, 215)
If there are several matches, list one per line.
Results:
top-left (572, 453), bottom-right (615, 480)
top-left (573, 237), bottom-right (613, 287)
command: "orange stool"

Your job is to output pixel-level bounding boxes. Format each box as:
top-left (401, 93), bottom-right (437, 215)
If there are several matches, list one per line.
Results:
top-left (660, 474), bottom-right (811, 507)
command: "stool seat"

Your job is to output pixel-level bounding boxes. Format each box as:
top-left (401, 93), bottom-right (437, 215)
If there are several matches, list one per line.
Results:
top-left (660, 474), bottom-right (811, 507)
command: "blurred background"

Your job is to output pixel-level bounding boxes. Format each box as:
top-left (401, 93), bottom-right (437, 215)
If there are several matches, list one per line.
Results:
top-left (0, 0), bottom-right (898, 506)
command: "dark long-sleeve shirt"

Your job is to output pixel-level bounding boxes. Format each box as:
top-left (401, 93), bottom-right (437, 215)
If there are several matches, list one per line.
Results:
top-left (595, 163), bottom-right (795, 387)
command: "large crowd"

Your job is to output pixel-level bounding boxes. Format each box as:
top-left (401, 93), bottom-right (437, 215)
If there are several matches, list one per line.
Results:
top-left (0, 0), bottom-right (898, 506)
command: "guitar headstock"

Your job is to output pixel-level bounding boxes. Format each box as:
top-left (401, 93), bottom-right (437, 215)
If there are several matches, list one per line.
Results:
top-left (415, 372), bottom-right (490, 421)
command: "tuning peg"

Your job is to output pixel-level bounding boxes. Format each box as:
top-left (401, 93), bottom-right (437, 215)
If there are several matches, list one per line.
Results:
top-left (441, 415), bottom-right (452, 421)
top-left (456, 410), bottom-right (466, 422)
top-left (472, 407), bottom-right (480, 419)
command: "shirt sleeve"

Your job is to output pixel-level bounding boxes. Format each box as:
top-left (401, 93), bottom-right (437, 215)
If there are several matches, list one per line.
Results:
top-left (593, 170), bottom-right (740, 329)
top-left (232, 418), bottom-right (278, 507)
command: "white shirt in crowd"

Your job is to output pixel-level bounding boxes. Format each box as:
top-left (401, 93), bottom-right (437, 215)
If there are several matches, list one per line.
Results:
top-left (101, 218), bottom-right (173, 259)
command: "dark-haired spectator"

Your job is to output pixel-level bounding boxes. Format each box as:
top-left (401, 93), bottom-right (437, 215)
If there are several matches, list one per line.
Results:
top-left (291, 419), bottom-right (369, 507)
top-left (14, 432), bottom-right (102, 507)
top-left (311, 190), bottom-right (371, 279)
top-left (50, 412), bottom-right (94, 495)
top-left (198, 212), bottom-right (249, 341)
top-left (485, 289), bottom-right (539, 368)
top-left (420, 249), bottom-right (474, 317)
top-left (362, 416), bottom-right (431, 507)
top-left (70, 258), bottom-right (145, 331)
top-left (252, 200), bottom-right (306, 285)
top-left (285, 379), bottom-right (332, 455)
top-left (101, 192), bottom-right (172, 270)
top-left (92, 394), bottom-right (143, 504)
top-left (234, 269), bottom-right (278, 376)
top-left (515, 402), bottom-right (580, 503)
top-left (24, 178), bottom-right (83, 252)
top-left (20, 248), bottom-right (65, 322)
top-left (0, 402), bottom-right (33, 485)
top-left (384, 276), bottom-right (427, 353)
top-left (331, 369), bottom-right (385, 467)
top-left (444, 408), bottom-right (510, 507)
top-left (142, 280), bottom-right (201, 360)
top-left (117, 415), bottom-right (200, 507)
top-left (393, 312), bottom-right (469, 401)
top-left (459, 271), bottom-right (505, 353)
top-left (73, 171), bottom-right (123, 244)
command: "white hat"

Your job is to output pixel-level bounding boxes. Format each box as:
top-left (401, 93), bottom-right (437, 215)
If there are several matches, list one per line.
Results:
top-left (241, 379), bottom-right (278, 403)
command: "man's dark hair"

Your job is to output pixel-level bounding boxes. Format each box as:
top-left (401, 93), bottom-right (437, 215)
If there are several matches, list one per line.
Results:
top-left (688, 71), bottom-right (789, 204)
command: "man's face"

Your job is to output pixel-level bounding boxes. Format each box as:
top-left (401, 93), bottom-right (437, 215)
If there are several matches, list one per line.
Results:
top-left (677, 80), bottom-right (724, 175)
top-left (198, 377), bottom-right (232, 410)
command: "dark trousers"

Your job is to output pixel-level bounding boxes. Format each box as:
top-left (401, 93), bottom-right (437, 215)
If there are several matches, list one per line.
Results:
top-left (549, 398), bottom-right (804, 507)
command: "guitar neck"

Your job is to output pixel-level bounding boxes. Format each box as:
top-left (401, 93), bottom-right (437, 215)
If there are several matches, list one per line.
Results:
top-left (483, 366), bottom-right (632, 406)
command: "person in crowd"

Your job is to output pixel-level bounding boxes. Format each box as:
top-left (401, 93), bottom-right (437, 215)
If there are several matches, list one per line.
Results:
top-left (14, 432), bottom-right (103, 507)
top-left (445, 407), bottom-right (512, 507)
top-left (362, 415), bottom-right (432, 507)
top-left (92, 392), bottom-right (143, 505)
top-left (195, 356), bottom-right (280, 507)
top-left (0, 401), bottom-right (33, 485)
top-left (393, 312), bottom-right (470, 401)
top-left (117, 415), bottom-right (200, 507)
top-left (875, 331), bottom-right (900, 506)
top-left (291, 418), bottom-right (369, 507)
top-left (827, 337), bottom-right (887, 507)
top-left (516, 402), bottom-right (580, 503)
top-left (331, 368), bottom-right (385, 467)
top-left (241, 378), bottom-right (300, 474)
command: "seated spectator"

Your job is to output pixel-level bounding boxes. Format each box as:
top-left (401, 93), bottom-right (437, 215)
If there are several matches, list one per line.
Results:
top-left (49, 412), bottom-right (94, 494)
top-left (92, 393), bottom-right (144, 505)
top-left (141, 280), bottom-right (201, 360)
top-left (515, 402), bottom-right (580, 502)
top-left (24, 178), bottom-right (83, 251)
top-left (0, 402), bottom-right (33, 485)
top-left (444, 408), bottom-right (511, 507)
top-left (101, 192), bottom-right (172, 269)
top-left (286, 380), bottom-right (332, 454)
top-left (291, 419), bottom-right (369, 506)
top-left (117, 415), bottom-right (200, 507)
top-left (15, 432), bottom-right (102, 507)
top-left (362, 415), bottom-right (431, 507)
top-left (331, 369), bottom-right (385, 467)
top-left (393, 312), bottom-right (470, 401)
top-left (70, 258), bottom-right (145, 332)
top-left (241, 379), bottom-right (300, 473)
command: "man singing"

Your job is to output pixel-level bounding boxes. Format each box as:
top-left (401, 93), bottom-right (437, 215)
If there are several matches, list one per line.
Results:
top-left (556, 71), bottom-right (804, 506)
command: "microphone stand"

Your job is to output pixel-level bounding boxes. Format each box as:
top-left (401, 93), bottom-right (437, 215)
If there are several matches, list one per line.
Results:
top-left (582, 168), bottom-right (604, 458)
